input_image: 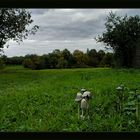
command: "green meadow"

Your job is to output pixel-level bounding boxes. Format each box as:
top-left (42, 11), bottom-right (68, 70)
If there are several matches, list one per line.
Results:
top-left (0, 66), bottom-right (140, 132)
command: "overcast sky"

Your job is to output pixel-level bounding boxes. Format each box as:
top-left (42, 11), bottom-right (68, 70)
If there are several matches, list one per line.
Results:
top-left (3, 9), bottom-right (140, 57)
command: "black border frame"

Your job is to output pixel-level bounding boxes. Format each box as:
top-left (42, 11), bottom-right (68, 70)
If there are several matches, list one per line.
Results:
top-left (0, 0), bottom-right (140, 140)
top-left (0, 0), bottom-right (140, 8)
top-left (0, 132), bottom-right (140, 139)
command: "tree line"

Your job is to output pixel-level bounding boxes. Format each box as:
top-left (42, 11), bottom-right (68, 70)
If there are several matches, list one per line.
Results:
top-left (0, 48), bottom-right (114, 70)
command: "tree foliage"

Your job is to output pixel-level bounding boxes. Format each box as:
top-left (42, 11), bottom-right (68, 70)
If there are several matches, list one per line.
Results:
top-left (0, 58), bottom-right (5, 69)
top-left (5, 48), bottom-right (114, 70)
top-left (96, 12), bottom-right (140, 67)
top-left (73, 50), bottom-right (87, 67)
top-left (0, 8), bottom-right (39, 52)
top-left (87, 49), bottom-right (99, 67)
top-left (99, 52), bottom-right (114, 67)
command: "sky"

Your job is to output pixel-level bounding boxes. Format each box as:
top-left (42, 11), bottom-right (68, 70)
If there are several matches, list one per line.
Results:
top-left (3, 9), bottom-right (140, 57)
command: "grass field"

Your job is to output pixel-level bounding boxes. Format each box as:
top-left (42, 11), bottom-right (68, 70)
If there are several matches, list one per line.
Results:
top-left (0, 65), bottom-right (140, 132)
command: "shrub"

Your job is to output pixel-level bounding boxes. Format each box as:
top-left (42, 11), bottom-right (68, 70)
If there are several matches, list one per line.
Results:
top-left (0, 58), bottom-right (5, 69)
top-left (22, 55), bottom-right (46, 70)
top-left (22, 58), bottom-right (35, 69)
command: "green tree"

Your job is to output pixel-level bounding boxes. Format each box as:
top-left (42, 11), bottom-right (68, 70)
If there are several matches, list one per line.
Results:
top-left (62, 49), bottom-right (74, 68)
top-left (41, 54), bottom-right (51, 69)
top-left (48, 49), bottom-right (61, 69)
top-left (0, 8), bottom-right (39, 52)
top-left (1, 55), bottom-right (7, 63)
top-left (22, 58), bottom-right (33, 69)
top-left (96, 12), bottom-right (140, 67)
top-left (87, 49), bottom-right (99, 67)
top-left (0, 57), bottom-right (5, 69)
top-left (6, 56), bottom-right (24, 65)
top-left (56, 56), bottom-right (68, 69)
top-left (100, 52), bottom-right (114, 67)
top-left (97, 50), bottom-right (106, 63)
top-left (73, 50), bottom-right (87, 67)
top-left (23, 54), bottom-right (42, 70)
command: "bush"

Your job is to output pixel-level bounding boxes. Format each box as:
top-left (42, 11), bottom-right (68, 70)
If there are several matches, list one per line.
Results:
top-left (0, 58), bottom-right (5, 69)
top-left (22, 58), bottom-right (35, 69)
top-left (22, 55), bottom-right (46, 70)
top-left (99, 53), bottom-right (114, 67)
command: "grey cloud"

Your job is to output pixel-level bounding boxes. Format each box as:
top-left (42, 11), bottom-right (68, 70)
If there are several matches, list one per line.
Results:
top-left (116, 9), bottom-right (140, 16)
top-left (4, 39), bottom-right (104, 57)
top-left (28, 9), bottom-right (121, 41)
top-left (4, 9), bottom-right (140, 57)
top-left (28, 9), bottom-right (48, 15)
top-left (28, 12), bottom-right (107, 41)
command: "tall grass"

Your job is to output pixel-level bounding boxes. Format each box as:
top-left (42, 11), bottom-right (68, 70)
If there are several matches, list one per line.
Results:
top-left (0, 66), bottom-right (140, 131)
